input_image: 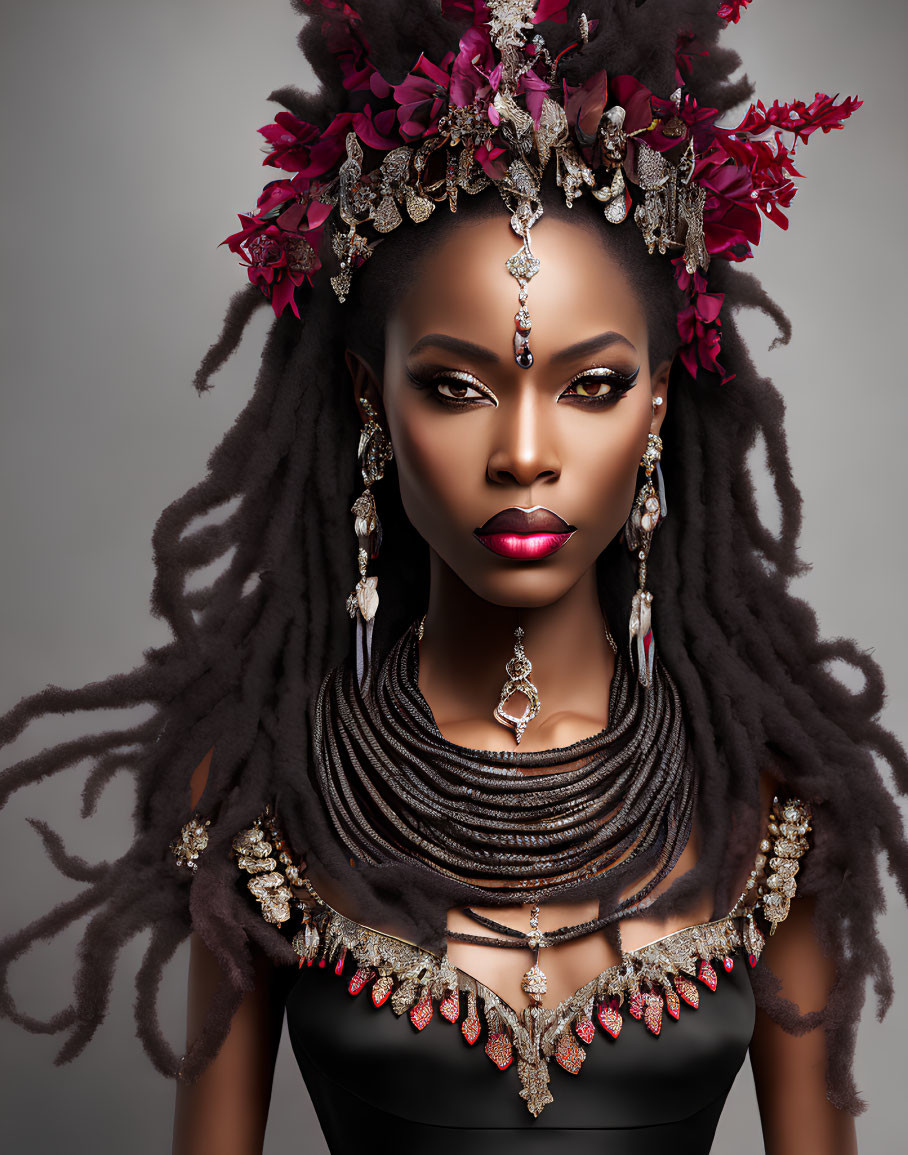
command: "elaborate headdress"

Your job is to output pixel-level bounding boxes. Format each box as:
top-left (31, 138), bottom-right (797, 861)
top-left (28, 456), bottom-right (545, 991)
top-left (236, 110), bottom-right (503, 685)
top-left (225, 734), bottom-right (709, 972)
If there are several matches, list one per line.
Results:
top-left (225, 0), bottom-right (859, 382)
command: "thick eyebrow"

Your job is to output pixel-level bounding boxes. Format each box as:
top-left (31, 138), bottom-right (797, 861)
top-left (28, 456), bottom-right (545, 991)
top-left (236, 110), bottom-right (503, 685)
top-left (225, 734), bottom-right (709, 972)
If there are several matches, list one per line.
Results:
top-left (550, 331), bottom-right (638, 364)
top-left (407, 330), bottom-right (637, 365)
top-left (408, 333), bottom-right (501, 364)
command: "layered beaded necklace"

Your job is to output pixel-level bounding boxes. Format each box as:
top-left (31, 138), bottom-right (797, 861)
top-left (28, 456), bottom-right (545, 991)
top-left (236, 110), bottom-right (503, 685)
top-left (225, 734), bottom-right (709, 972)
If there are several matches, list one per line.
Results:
top-left (312, 621), bottom-right (697, 932)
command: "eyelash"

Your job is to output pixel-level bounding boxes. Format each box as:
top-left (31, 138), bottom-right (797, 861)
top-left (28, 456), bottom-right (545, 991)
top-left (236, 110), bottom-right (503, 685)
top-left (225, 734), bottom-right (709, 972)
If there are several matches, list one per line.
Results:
top-left (406, 369), bottom-right (497, 409)
top-left (406, 366), bottom-right (639, 410)
top-left (561, 367), bottom-right (640, 408)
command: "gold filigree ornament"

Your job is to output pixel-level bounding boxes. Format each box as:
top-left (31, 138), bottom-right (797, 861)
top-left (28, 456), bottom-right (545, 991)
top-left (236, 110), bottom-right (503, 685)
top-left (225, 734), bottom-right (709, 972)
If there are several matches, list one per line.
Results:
top-left (230, 797), bottom-right (811, 1118)
top-left (169, 814), bottom-right (210, 871)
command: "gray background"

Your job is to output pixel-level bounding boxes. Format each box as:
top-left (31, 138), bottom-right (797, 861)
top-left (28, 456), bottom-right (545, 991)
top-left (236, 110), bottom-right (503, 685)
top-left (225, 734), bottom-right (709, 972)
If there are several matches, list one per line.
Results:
top-left (1, 1), bottom-right (905, 1151)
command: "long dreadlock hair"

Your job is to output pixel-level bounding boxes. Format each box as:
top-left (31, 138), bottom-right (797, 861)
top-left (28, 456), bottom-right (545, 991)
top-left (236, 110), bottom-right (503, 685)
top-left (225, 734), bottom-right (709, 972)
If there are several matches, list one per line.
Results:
top-left (1, 0), bottom-right (905, 1117)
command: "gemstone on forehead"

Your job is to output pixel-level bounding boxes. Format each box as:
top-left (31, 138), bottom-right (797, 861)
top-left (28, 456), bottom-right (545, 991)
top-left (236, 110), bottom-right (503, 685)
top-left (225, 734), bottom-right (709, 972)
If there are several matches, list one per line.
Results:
top-left (506, 248), bottom-right (541, 282)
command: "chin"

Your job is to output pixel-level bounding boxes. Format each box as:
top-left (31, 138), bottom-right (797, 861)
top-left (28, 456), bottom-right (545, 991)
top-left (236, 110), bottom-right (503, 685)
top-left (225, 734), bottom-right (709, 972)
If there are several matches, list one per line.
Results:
top-left (456, 563), bottom-right (584, 610)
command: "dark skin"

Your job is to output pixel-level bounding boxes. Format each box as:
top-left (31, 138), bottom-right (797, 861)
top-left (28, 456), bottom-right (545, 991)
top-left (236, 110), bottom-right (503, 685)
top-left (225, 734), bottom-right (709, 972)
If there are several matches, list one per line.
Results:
top-left (377, 214), bottom-right (667, 755)
top-left (173, 213), bottom-right (857, 1153)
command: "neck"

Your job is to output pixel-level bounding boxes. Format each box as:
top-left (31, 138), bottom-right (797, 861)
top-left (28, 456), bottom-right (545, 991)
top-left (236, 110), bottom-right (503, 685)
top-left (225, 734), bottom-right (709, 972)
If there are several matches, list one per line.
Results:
top-left (417, 555), bottom-right (616, 752)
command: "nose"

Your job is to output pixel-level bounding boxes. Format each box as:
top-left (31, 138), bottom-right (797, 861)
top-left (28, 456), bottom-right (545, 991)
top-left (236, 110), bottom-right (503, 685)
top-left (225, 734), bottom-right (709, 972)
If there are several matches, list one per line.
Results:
top-left (486, 387), bottom-right (561, 489)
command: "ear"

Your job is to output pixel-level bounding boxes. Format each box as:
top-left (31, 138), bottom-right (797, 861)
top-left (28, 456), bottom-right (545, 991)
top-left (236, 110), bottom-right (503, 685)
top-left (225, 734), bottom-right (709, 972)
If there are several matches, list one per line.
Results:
top-left (345, 349), bottom-right (387, 427)
top-left (649, 357), bottom-right (673, 436)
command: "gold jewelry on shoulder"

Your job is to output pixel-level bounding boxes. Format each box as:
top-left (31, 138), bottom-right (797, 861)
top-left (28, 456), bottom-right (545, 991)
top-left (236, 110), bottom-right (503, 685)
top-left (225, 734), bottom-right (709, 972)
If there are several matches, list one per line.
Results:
top-left (231, 806), bottom-right (304, 927)
top-left (169, 814), bottom-right (210, 870)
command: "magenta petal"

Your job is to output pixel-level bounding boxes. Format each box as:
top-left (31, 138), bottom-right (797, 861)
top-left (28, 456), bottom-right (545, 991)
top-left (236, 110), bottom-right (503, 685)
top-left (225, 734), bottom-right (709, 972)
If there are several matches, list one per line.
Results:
top-left (676, 306), bottom-right (697, 344)
top-left (343, 64), bottom-right (373, 93)
top-left (416, 51), bottom-right (452, 89)
top-left (449, 77), bottom-right (473, 108)
top-left (374, 108), bottom-right (398, 136)
top-left (370, 72), bottom-right (393, 100)
top-left (451, 27), bottom-right (493, 107)
top-left (352, 107), bottom-right (399, 149)
top-left (695, 292), bottom-right (725, 324)
top-left (276, 202), bottom-right (305, 232)
top-left (533, 0), bottom-right (569, 23)
top-left (271, 276), bottom-right (299, 318)
top-left (304, 200), bottom-right (333, 230)
top-left (256, 182), bottom-right (296, 214)
top-left (475, 142), bottom-right (506, 179)
top-left (524, 82), bottom-right (547, 126)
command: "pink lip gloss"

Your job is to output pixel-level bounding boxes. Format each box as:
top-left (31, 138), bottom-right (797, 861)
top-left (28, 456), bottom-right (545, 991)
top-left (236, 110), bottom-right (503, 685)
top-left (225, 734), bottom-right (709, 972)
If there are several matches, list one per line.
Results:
top-left (475, 532), bottom-right (574, 560)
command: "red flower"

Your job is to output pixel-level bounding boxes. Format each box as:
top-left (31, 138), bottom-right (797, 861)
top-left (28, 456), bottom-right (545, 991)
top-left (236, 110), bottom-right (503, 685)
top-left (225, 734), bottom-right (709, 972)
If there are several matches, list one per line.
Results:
top-left (223, 193), bottom-right (330, 318)
top-left (250, 179), bottom-right (298, 218)
top-left (733, 93), bottom-right (863, 141)
top-left (691, 147), bottom-right (760, 258)
top-left (393, 51), bottom-right (453, 140)
top-left (716, 133), bottom-right (801, 230)
top-left (675, 94), bottom-right (721, 152)
top-left (450, 26), bottom-right (495, 109)
top-left (676, 280), bottom-right (733, 383)
top-left (717, 1), bottom-right (753, 24)
top-left (259, 111), bottom-right (353, 177)
top-left (302, 0), bottom-right (376, 94)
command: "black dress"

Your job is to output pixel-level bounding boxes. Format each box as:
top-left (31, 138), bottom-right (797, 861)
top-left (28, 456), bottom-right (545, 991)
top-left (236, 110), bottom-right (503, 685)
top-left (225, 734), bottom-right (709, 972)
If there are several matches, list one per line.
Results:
top-left (285, 927), bottom-right (755, 1153)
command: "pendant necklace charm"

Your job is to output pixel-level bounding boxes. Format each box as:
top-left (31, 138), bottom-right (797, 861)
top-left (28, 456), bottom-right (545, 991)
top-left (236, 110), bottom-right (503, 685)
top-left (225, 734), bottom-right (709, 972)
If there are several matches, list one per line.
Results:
top-left (493, 626), bottom-right (541, 744)
top-left (521, 904), bottom-right (548, 1006)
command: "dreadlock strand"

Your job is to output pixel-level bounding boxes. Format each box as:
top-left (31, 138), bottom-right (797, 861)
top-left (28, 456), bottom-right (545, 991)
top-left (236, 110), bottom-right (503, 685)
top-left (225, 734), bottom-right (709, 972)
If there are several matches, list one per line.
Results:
top-left (192, 285), bottom-right (268, 395)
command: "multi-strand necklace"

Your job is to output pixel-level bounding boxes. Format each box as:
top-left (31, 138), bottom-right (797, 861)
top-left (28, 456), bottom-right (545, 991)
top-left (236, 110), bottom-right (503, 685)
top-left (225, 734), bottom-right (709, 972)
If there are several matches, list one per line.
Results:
top-left (312, 621), bottom-right (697, 935)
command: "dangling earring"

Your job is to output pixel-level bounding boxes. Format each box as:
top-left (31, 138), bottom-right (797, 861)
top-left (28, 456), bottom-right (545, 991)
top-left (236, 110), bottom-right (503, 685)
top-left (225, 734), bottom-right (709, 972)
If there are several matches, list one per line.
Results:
top-left (346, 397), bottom-right (393, 687)
top-left (493, 626), bottom-right (541, 745)
top-left (624, 431), bottom-right (665, 688)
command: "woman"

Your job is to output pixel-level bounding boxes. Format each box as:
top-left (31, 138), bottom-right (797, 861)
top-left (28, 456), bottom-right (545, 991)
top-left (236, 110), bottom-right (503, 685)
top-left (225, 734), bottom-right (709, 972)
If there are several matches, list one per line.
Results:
top-left (1, 2), bottom-right (906, 1153)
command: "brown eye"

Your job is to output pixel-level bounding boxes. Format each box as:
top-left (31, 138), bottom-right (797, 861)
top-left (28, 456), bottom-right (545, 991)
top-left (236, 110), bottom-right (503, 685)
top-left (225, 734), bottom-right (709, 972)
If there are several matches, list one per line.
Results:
top-left (437, 379), bottom-right (479, 400)
top-left (571, 378), bottom-right (612, 398)
top-left (432, 370), bottom-right (498, 405)
top-left (561, 365), bottom-right (639, 405)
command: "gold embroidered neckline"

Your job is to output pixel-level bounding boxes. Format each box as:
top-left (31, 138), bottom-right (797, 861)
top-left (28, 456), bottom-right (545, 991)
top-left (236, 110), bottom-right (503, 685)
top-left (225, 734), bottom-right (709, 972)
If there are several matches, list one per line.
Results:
top-left (302, 877), bottom-right (740, 1020)
top-left (223, 796), bottom-right (812, 1117)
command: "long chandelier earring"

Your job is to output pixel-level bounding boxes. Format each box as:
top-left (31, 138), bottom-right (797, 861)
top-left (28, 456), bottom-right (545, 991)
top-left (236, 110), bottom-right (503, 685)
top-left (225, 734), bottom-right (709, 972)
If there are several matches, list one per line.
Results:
top-left (624, 431), bottom-right (665, 689)
top-left (493, 625), bottom-right (541, 745)
top-left (346, 396), bottom-right (393, 688)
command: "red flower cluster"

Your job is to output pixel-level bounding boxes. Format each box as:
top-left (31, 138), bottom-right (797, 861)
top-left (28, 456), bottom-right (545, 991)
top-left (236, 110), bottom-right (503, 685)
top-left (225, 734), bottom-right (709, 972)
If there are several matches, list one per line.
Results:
top-left (673, 88), bottom-right (861, 378)
top-left (224, 0), bottom-right (859, 382)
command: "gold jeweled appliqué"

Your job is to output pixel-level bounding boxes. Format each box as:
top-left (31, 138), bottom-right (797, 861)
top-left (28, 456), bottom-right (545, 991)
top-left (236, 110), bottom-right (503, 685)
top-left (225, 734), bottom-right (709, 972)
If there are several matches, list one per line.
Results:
top-left (169, 814), bottom-right (210, 870)
top-left (227, 797), bottom-right (811, 1117)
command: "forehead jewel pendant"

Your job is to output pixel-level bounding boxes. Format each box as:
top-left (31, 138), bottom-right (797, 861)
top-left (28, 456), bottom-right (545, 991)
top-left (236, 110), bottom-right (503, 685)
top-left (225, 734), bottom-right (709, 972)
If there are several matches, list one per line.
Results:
top-left (506, 200), bottom-right (541, 370)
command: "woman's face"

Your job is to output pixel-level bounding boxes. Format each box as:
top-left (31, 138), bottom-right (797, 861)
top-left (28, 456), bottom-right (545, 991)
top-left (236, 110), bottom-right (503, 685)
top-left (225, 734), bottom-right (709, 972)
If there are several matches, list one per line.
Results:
top-left (364, 212), bottom-right (671, 609)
